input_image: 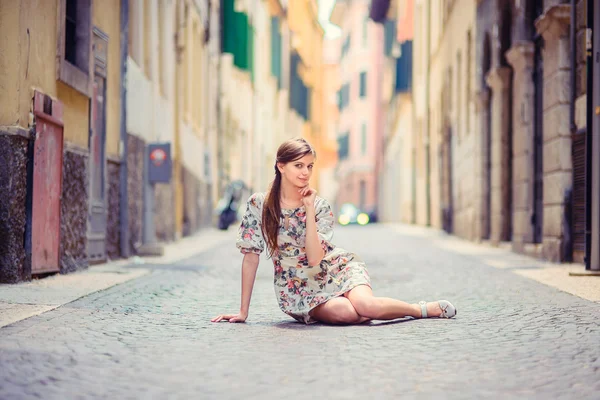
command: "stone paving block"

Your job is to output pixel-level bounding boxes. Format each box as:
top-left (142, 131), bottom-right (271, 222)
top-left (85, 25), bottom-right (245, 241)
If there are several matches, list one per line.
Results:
top-left (0, 224), bottom-right (599, 399)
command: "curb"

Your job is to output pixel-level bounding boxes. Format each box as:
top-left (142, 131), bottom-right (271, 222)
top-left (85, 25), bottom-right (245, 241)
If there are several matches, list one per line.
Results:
top-left (385, 223), bottom-right (599, 303)
top-left (0, 228), bottom-right (236, 328)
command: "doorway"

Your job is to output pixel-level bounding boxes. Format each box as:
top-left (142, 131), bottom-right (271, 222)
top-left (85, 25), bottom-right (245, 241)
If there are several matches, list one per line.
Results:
top-left (87, 27), bottom-right (109, 263)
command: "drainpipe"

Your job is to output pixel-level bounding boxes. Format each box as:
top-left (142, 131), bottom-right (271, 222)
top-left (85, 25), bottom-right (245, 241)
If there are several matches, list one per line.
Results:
top-left (565, 0), bottom-right (576, 261)
top-left (425, 0), bottom-right (431, 226)
top-left (119, 0), bottom-right (130, 258)
top-left (569, 0), bottom-right (576, 135)
top-left (215, 0), bottom-right (223, 199)
top-left (584, 0), bottom-right (594, 269)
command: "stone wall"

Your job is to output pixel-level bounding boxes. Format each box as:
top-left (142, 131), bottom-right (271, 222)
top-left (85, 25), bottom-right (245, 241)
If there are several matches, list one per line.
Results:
top-left (60, 147), bottom-right (89, 274)
top-left (181, 166), bottom-right (213, 236)
top-left (0, 133), bottom-right (29, 283)
top-left (536, 4), bottom-right (574, 262)
top-left (127, 134), bottom-right (145, 254)
top-left (182, 166), bottom-right (201, 236)
top-left (199, 181), bottom-right (214, 228)
top-left (154, 182), bottom-right (175, 242)
top-left (106, 159), bottom-right (121, 260)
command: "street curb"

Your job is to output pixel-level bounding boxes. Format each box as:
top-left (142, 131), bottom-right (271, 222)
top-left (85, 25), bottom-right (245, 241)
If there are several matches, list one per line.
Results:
top-left (0, 267), bottom-right (150, 328)
top-left (0, 228), bottom-right (236, 328)
top-left (385, 223), bottom-right (600, 303)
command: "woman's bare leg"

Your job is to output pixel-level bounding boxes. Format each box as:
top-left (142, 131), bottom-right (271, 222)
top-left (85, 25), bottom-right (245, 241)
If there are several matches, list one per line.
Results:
top-left (309, 296), bottom-right (370, 325)
top-left (344, 285), bottom-right (443, 320)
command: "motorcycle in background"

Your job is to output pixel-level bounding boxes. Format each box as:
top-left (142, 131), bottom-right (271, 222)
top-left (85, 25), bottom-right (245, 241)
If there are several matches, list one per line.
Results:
top-left (215, 180), bottom-right (249, 230)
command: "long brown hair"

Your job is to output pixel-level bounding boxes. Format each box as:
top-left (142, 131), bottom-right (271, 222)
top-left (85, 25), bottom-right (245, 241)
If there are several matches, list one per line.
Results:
top-left (262, 138), bottom-right (316, 257)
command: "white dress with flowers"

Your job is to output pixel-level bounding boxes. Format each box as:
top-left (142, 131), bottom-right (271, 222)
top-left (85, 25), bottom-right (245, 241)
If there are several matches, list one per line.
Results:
top-left (236, 192), bottom-right (371, 324)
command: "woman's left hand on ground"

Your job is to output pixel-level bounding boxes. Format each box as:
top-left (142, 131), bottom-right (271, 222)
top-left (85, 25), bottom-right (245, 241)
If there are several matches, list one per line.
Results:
top-left (300, 187), bottom-right (317, 208)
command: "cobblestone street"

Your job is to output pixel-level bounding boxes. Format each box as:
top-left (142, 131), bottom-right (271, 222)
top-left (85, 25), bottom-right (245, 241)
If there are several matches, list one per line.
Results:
top-left (1, 224), bottom-right (600, 399)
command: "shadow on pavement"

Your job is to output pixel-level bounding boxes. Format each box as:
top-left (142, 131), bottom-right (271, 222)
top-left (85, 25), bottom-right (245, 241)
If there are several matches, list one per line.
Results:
top-left (272, 317), bottom-right (416, 329)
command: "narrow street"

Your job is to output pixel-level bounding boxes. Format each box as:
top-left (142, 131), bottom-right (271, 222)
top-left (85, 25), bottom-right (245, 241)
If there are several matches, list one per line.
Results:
top-left (1, 224), bottom-right (599, 399)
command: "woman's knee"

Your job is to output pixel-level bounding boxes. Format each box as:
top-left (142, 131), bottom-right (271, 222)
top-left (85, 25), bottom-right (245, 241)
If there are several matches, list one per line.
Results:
top-left (351, 296), bottom-right (379, 319)
top-left (312, 298), bottom-right (361, 324)
top-left (332, 301), bottom-right (361, 324)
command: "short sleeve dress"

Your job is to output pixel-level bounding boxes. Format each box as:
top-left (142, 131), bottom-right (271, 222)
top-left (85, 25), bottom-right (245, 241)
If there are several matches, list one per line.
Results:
top-left (236, 192), bottom-right (371, 324)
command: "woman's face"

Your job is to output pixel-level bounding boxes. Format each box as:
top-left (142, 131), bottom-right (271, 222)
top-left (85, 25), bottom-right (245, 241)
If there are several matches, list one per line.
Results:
top-left (278, 153), bottom-right (315, 188)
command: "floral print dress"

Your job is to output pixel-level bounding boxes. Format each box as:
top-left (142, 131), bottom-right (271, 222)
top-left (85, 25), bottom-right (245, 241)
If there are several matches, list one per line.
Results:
top-left (236, 192), bottom-right (371, 324)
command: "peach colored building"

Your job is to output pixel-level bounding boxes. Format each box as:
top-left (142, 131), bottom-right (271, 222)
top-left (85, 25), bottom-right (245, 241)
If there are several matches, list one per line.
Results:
top-left (330, 0), bottom-right (385, 215)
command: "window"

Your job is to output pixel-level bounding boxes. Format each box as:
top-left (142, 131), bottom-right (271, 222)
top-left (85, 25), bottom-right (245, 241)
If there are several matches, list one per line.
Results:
top-left (456, 52), bottom-right (462, 138)
top-left (158, 0), bottom-right (166, 96)
top-left (359, 180), bottom-right (366, 209)
top-left (466, 30), bottom-right (472, 134)
top-left (361, 123), bottom-right (367, 155)
top-left (337, 133), bottom-right (350, 160)
top-left (271, 17), bottom-right (282, 88)
top-left (144, 0), bottom-right (152, 78)
top-left (360, 72), bottom-right (367, 97)
top-left (57, 0), bottom-right (92, 96)
top-left (339, 83), bottom-right (350, 111)
top-left (341, 35), bottom-right (351, 59)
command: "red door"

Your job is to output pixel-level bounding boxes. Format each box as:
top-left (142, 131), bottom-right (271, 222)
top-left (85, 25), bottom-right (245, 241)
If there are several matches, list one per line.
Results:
top-left (31, 91), bottom-right (64, 274)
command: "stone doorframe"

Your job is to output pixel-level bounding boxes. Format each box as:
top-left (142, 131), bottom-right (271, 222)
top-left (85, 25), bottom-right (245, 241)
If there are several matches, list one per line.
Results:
top-left (534, 4), bottom-right (573, 262)
top-left (474, 88), bottom-right (491, 241)
top-left (506, 42), bottom-right (536, 252)
top-left (485, 65), bottom-right (513, 244)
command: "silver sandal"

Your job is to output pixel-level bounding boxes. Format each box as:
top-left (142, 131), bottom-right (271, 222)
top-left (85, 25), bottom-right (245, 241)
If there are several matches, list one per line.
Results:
top-left (418, 300), bottom-right (457, 318)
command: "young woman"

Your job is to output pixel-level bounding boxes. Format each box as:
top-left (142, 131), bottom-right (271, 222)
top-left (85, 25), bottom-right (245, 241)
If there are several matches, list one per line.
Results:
top-left (211, 138), bottom-right (456, 325)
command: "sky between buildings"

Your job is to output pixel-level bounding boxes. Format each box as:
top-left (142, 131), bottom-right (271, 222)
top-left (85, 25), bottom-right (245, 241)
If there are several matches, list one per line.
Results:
top-left (318, 0), bottom-right (341, 38)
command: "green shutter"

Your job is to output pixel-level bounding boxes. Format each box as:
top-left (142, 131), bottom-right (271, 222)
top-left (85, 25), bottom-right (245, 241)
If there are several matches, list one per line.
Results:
top-left (222, 0), bottom-right (252, 74)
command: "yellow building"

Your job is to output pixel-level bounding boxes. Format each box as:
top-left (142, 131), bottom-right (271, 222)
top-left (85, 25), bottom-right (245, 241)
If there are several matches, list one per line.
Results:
top-left (288, 0), bottom-right (334, 194)
top-left (126, 0), bottom-right (217, 243)
top-left (0, 0), bottom-right (123, 282)
top-left (0, 0), bottom-right (217, 282)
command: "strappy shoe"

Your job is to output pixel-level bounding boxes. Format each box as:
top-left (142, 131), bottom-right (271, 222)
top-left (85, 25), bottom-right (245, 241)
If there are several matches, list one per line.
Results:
top-left (418, 300), bottom-right (457, 319)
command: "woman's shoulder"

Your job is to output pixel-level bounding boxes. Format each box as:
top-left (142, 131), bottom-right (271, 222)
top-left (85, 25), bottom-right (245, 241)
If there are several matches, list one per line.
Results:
top-left (247, 192), bottom-right (267, 208)
top-left (315, 196), bottom-right (332, 210)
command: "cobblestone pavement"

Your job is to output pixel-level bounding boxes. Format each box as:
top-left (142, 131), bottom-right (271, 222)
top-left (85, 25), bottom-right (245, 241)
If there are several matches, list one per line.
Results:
top-left (1, 224), bottom-right (600, 399)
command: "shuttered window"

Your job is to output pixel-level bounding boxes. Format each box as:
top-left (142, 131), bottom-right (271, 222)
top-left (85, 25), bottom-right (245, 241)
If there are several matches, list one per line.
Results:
top-left (360, 72), bottom-right (367, 97)
top-left (572, 131), bottom-right (587, 261)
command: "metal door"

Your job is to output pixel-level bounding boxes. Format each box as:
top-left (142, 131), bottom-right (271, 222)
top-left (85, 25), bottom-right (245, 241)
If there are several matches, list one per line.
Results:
top-left (31, 91), bottom-right (64, 274)
top-left (87, 27), bottom-right (108, 263)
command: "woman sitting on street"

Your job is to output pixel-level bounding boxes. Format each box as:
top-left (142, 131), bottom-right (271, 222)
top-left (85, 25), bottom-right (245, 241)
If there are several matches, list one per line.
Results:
top-left (212, 137), bottom-right (457, 325)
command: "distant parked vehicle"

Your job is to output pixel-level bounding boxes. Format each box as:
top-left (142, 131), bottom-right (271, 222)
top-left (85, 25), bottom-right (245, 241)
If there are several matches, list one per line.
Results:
top-left (215, 180), bottom-right (249, 230)
top-left (337, 203), bottom-right (373, 226)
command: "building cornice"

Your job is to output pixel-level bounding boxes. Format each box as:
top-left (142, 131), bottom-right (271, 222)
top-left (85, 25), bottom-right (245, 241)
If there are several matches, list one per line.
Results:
top-left (330, 0), bottom-right (348, 27)
top-left (266, 0), bottom-right (286, 17)
top-left (535, 4), bottom-right (571, 41)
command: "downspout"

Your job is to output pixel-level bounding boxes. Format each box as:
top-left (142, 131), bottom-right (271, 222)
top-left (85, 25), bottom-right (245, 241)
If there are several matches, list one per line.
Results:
top-left (565, 0), bottom-right (576, 261)
top-left (119, 0), bottom-right (130, 258)
top-left (569, 0), bottom-right (576, 136)
top-left (425, 0), bottom-right (431, 226)
top-left (584, 0), bottom-right (594, 269)
top-left (216, 0), bottom-right (223, 199)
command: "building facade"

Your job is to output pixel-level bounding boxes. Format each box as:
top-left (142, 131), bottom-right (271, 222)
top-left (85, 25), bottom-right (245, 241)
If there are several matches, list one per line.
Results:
top-left (375, 0), bottom-right (414, 224)
top-left (0, 0), bottom-right (220, 283)
top-left (381, 0), bottom-right (598, 268)
top-left (0, 0), bottom-right (124, 282)
top-left (331, 0), bottom-right (384, 214)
